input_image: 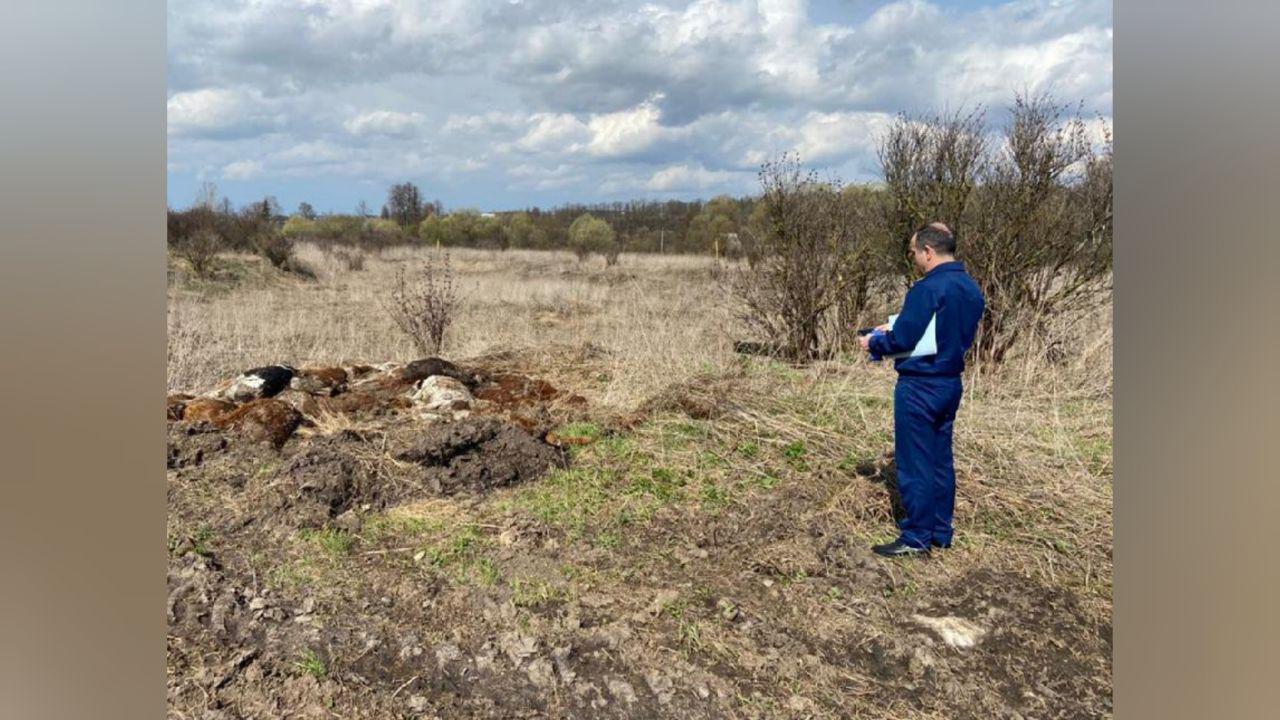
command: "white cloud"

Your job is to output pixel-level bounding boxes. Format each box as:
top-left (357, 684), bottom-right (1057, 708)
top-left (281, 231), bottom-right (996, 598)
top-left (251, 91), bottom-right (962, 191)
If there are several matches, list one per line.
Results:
top-left (645, 163), bottom-right (738, 192)
top-left (514, 113), bottom-right (590, 153)
top-left (786, 111), bottom-right (896, 164)
top-left (344, 110), bottom-right (425, 138)
top-left (584, 96), bottom-right (672, 158)
top-left (222, 159), bottom-right (264, 180)
top-left (167, 88), bottom-right (283, 139)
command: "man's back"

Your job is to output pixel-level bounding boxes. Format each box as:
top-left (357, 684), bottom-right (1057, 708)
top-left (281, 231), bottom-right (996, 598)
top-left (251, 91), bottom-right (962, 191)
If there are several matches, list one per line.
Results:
top-left (877, 261), bottom-right (986, 377)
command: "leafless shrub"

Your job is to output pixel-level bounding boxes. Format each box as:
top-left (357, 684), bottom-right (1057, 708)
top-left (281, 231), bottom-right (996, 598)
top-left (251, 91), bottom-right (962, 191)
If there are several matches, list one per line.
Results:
top-left (172, 229), bottom-right (222, 279)
top-left (381, 252), bottom-right (458, 355)
top-left (879, 92), bottom-right (1112, 363)
top-left (603, 240), bottom-right (622, 267)
top-left (878, 107), bottom-right (988, 279)
top-left (965, 95), bottom-right (1109, 362)
top-left (254, 231), bottom-right (295, 270)
top-left (728, 153), bottom-right (879, 360)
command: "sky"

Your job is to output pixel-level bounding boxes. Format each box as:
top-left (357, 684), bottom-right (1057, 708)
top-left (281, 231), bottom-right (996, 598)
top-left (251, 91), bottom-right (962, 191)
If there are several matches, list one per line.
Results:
top-left (167, 0), bottom-right (1112, 214)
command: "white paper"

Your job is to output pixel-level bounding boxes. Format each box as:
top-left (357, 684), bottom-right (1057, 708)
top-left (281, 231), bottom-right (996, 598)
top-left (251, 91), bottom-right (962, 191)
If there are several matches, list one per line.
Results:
top-left (885, 313), bottom-right (938, 359)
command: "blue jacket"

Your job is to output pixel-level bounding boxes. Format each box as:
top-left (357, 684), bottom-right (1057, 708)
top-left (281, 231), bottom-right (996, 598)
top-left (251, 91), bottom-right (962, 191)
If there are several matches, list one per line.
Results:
top-left (868, 261), bottom-right (986, 377)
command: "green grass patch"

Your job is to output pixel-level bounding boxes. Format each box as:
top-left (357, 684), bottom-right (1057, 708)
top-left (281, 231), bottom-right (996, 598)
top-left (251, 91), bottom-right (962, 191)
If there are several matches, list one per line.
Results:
top-left (191, 526), bottom-right (217, 557)
top-left (424, 523), bottom-right (483, 568)
top-left (699, 481), bottom-right (732, 511)
top-left (510, 578), bottom-right (565, 608)
top-left (627, 467), bottom-right (687, 502)
top-left (782, 440), bottom-right (808, 469)
top-left (299, 527), bottom-right (355, 558)
top-left (474, 557), bottom-right (500, 585)
top-left (555, 421), bottom-right (604, 440)
top-left (362, 513), bottom-right (445, 543)
top-left (754, 473), bottom-right (780, 490)
top-left (294, 649), bottom-right (326, 679)
top-left (515, 467), bottom-right (615, 537)
top-left (268, 557), bottom-right (320, 590)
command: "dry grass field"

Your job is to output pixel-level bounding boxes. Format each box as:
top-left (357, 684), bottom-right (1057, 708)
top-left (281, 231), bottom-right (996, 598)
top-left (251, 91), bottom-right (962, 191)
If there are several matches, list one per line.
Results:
top-left (167, 244), bottom-right (1112, 719)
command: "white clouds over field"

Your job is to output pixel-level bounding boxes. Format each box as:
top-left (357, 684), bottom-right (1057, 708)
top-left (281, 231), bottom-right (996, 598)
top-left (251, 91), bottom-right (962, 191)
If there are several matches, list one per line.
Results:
top-left (167, 0), bottom-right (1112, 211)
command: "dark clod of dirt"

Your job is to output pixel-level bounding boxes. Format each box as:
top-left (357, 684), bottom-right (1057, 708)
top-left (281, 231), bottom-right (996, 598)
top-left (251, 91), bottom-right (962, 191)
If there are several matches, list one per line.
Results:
top-left (244, 364), bottom-right (296, 398)
top-left (400, 357), bottom-right (477, 387)
top-left (397, 417), bottom-right (567, 495)
top-left (167, 424), bottom-right (229, 469)
top-left (282, 437), bottom-right (366, 522)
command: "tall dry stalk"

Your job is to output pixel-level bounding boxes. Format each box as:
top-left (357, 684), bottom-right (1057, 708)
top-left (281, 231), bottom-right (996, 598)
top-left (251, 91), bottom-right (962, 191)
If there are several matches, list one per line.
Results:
top-left (381, 251), bottom-right (458, 356)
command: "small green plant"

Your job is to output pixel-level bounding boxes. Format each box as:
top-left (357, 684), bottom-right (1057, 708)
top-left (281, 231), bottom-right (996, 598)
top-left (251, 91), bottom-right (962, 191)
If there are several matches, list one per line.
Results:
top-left (783, 440), bottom-right (807, 460)
top-left (191, 526), bottom-right (216, 557)
top-left (838, 451), bottom-right (875, 475)
top-left (267, 560), bottom-right (315, 590)
top-left (424, 523), bottom-right (483, 568)
top-left (511, 578), bottom-right (562, 608)
top-left (700, 482), bottom-right (731, 509)
top-left (295, 649), bottom-right (326, 679)
top-left (593, 530), bottom-right (621, 549)
top-left (475, 557), bottom-right (500, 585)
top-left (736, 441), bottom-right (760, 458)
top-left (300, 528), bottom-right (354, 558)
top-left (678, 619), bottom-right (704, 653)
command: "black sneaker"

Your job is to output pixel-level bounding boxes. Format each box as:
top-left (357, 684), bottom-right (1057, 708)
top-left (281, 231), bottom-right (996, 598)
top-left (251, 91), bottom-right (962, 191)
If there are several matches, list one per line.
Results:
top-left (931, 540), bottom-right (952, 549)
top-left (871, 541), bottom-right (930, 558)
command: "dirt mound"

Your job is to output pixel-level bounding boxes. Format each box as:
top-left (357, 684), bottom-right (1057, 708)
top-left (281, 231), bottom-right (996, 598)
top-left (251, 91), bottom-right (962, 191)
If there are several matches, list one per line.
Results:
top-left (398, 417), bottom-right (568, 495)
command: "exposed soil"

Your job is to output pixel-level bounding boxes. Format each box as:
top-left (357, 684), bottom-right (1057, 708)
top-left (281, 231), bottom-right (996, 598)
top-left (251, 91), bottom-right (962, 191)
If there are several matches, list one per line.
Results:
top-left (398, 417), bottom-right (568, 496)
top-left (167, 357), bottom-right (1111, 719)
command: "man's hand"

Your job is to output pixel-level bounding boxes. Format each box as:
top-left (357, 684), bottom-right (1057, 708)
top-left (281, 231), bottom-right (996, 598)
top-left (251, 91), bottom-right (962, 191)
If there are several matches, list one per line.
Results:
top-left (858, 333), bottom-right (873, 351)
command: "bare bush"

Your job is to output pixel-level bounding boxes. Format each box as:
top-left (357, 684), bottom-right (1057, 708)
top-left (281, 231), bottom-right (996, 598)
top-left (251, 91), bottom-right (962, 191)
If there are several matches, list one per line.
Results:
top-left (729, 154), bottom-right (879, 360)
top-left (254, 231), bottom-right (295, 270)
top-left (879, 92), bottom-right (1112, 363)
top-left (965, 95), bottom-right (1109, 362)
top-left (603, 238), bottom-right (622, 267)
top-left (381, 252), bottom-right (458, 355)
top-left (878, 107), bottom-right (987, 279)
top-left (172, 229), bottom-right (222, 279)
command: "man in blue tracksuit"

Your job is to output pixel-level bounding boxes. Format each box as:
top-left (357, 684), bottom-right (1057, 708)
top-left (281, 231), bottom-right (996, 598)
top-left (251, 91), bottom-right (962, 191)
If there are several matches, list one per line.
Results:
top-left (858, 223), bottom-right (985, 557)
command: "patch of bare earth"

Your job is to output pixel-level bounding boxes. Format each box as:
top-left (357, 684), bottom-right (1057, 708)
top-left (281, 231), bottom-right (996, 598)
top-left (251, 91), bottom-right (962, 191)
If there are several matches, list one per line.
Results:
top-left (168, 353), bottom-right (1110, 719)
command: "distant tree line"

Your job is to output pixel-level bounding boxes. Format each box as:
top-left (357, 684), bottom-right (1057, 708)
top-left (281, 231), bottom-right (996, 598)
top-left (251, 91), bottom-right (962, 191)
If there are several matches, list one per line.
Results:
top-left (167, 91), bottom-right (1110, 365)
top-left (168, 182), bottom-right (762, 261)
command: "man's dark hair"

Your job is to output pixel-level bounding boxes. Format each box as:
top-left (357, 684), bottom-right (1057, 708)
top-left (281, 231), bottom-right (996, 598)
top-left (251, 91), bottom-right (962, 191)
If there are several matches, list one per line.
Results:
top-left (912, 223), bottom-right (956, 255)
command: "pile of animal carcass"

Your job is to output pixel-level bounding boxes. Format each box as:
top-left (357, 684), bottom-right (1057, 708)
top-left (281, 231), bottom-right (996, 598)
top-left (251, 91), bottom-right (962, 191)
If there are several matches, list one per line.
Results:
top-left (166, 357), bottom-right (589, 498)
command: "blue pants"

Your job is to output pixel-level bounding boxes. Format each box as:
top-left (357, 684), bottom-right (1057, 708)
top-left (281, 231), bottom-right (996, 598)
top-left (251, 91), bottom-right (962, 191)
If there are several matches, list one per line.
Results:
top-left (893, 376), bottom-right (964, 549)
